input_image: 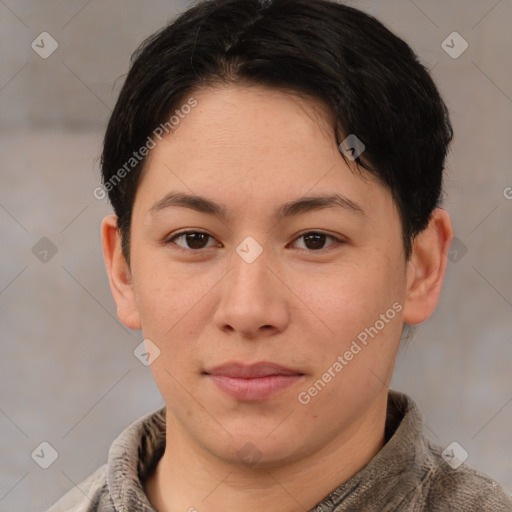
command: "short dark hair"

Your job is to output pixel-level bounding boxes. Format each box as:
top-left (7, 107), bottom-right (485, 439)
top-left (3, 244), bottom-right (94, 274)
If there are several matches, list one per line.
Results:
top-left (101, 0), bottom-right (453, 262)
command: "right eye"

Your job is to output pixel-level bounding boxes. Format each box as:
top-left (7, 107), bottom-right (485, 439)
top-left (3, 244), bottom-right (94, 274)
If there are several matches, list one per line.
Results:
top-left (165, 231), bottom-right (222, 251)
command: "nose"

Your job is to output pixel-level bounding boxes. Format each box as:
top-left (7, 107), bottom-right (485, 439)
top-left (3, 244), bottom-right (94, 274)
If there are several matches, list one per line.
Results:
top-left (213, 246), bottom-right (290, 339)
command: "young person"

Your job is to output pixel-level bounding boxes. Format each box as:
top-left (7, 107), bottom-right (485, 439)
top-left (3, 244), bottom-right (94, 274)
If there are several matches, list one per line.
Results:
top-left (48, 0), bottom-right (512, 510)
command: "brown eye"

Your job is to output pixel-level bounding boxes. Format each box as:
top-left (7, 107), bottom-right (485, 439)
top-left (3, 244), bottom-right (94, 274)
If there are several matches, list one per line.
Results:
top-left (170, 231), bottom-right (217, 250)
top-left (184, 233), bottom-right (210, 249)
top-left (292, 232), bottom-right (340, 251)
top-left (303, 233), bottom-right (327, 250)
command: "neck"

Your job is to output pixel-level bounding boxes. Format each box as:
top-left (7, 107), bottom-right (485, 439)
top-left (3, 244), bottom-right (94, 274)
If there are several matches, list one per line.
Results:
top-left (145, 393), bottom-right (387, 512)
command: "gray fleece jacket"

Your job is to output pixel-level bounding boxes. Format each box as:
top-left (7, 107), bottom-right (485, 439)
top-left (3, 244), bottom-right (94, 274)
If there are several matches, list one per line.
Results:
top-left (47, 390), bottom-right (512, 511)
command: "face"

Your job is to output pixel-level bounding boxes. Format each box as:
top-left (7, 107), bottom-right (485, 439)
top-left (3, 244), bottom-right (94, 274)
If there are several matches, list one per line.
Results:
top-left (110, 83), bottom-right (415, 467)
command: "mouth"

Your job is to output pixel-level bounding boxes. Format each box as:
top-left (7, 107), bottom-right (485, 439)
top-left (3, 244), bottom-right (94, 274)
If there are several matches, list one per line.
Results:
top-left (204, 362), bottom-right (305, 401)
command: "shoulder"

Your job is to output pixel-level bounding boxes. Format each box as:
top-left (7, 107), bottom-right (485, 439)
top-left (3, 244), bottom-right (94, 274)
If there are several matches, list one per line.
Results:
top-left (45, 407), bottom-right (166, 512)
top-left (46, 464), bottom-right (114, 512)
top-left (414, 438), bottom-right (512, 511)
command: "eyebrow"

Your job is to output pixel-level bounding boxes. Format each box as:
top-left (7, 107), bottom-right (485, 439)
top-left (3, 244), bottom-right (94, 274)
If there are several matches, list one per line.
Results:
top-left (149, 191), bottom-right (365, 219)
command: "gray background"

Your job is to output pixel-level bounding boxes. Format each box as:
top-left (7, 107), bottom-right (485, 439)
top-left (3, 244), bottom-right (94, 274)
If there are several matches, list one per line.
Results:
top-left (1, 0), bottom-right (511, 510)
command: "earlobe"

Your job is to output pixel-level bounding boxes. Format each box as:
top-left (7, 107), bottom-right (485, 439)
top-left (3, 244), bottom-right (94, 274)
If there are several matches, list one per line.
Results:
top-left (101, 214), bottom-right (142, 330)
top-left (402, 208), bottom-right (453, 325)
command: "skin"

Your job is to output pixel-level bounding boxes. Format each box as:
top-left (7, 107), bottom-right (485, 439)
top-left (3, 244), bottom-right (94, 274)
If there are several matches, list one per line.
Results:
top-left (102, 83), bottom-right (453, 512)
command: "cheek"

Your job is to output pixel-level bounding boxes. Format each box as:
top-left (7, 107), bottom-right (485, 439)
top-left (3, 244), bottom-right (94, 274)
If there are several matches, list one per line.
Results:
top-left (297, 255), bottom-right (405, 339)
top-left (133, 263), bottom-right (209, 403)
top-left (130, 245), bottom-right (203, 332)
top-left (292, 252), bottom-right (406, 398)
top-left (130, 249), bottom-right (223, 375)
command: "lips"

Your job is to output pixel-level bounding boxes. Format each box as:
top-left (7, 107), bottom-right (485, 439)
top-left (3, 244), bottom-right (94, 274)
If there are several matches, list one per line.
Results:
top-left (206, 362), bottom-right (302, 378)
top-left (204, 362), bottom-right (304, 401)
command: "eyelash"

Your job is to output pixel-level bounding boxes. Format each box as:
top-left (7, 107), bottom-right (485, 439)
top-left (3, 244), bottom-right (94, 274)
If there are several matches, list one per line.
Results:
top-left (164, 230), bottom-right (344, 254)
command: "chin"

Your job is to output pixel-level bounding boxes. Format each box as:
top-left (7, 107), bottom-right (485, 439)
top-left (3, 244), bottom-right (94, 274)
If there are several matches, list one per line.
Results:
top-left (205, 431), bottom-right (310, 471)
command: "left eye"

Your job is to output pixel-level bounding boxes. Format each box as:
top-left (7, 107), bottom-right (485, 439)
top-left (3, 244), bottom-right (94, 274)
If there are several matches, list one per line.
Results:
top-left (291, 232), bottom-right (340, 251)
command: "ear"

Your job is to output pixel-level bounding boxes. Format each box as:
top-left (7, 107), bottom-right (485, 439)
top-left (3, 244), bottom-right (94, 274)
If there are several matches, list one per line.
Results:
top-left (101, 214), bottom-right (141, 330)
top-left (402, 208), bottom-right (453, 325)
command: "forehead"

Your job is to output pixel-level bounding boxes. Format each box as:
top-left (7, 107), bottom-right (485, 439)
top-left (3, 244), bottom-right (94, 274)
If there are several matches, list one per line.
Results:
top-left (170, 83), bottom-right (337, 153)
top-left (135, 83), bottom-right (394, 223)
